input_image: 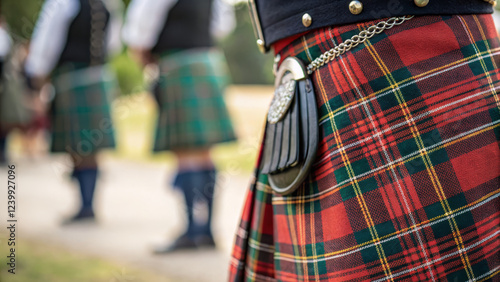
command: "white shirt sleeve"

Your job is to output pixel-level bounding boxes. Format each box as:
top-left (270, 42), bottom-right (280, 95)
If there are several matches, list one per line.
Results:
top-left (102, 0), bottom-right (124, 55)
top-left (210, 0), bottom-right (236, 40)
top-left (25, 0), bottom-right (80, 77)
top-left (0, 26), bottom-right (12, 59)
top-left (122, 0), bottom-right (178, 49)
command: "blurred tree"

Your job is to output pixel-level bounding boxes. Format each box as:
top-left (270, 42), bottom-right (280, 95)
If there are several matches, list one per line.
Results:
top-left (2, 0), bottom-right (43, 40)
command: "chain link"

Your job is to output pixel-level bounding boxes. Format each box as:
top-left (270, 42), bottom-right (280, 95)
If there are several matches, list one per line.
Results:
top-left (306, 15), bottom-right (414, 74)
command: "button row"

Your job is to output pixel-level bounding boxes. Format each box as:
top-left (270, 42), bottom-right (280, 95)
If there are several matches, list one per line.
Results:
top-left (302, 0), bottom-right (435, 27)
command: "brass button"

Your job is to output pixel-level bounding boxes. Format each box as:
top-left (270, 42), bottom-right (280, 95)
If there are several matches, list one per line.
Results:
top-left (349, 0), bottom-right (363, 15)
top-left (302, 13), bottom-right (312, 27)
top-left (414, 0), bottom-right (429, 7)
top-left (256, 39), bottom-right (267, 54)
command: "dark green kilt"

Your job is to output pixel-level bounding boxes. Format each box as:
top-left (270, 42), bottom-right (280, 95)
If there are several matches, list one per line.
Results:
top-left (153, 48), bottom-right (236, 151)
top-left (50, 64), bottom-right (116, 154)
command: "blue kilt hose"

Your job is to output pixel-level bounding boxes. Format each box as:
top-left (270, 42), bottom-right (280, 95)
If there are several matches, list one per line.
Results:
top-left (50, 63), bottom-right (116, 154)
top-left (153, 48), bottom-right (236, 151)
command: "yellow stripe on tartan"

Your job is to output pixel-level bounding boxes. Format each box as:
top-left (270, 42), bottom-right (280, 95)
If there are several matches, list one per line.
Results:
top-left (455, 15), bottom-right (500, 277)
top-left (256, 181), bottom-right (272, 193)
top-left (309, 196), bottom-right (320, 278)
top-left (272, 121), bottom-right (500, 205)
top-left (252, 188), bottom-right (272, 279)
top-left (473, 15), bottom-right (500, 72)
top-left (286, 194), bottom-right (303, 277)
top-left (442, 15), bottom-right (500, 279)
top-left (273, 114), bottom-right (500, 204)
top-left (316, 71), bottom-right (395, 281)
top-left (245, 267), bottom-right (277, 282)
top-left (363, 34), bottom-right (476, 281)
top-left (274, 189), bottom-right (499, 261)
top-left (317, 48), bottom-right (500, 123)
top-left (364, 40), bottom-right (474, 282)
top-left (301, 37), bottom-right (313, 62)
top-left (463, 15), bottom-right (500, 112)
top-left (478, 269), bottom-right (500, 282)
top-left (297, 185), bottom-right (311, 279)
top-left (298, 187), bottom-right (309, 278)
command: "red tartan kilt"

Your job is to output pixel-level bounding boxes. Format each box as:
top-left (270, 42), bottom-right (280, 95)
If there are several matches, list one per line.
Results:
top-left (230, 14), bottom-right (500, 281)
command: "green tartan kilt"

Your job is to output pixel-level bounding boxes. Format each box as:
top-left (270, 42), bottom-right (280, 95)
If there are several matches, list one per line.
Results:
top-left (153, 48), bottom-right (236, 151)
top-left (50, 64), bottom-right (116, 154)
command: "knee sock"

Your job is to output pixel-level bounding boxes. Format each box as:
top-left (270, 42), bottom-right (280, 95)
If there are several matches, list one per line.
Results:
top-left (200, 169), bottom-right (216, 237)
top-left (174, 171), bottom-right (197, 238)
top-left (74, 168), bottom-right (98, 212)
top-left (173, 168), bottom-right (217, 238)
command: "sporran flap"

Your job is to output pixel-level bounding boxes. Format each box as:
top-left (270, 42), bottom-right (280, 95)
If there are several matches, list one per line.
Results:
top-left (261, 57), bottom-right (319, 195)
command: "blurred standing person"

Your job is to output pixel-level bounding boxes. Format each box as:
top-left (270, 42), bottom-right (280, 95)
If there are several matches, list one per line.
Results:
top-left (0, 18), bottom-right (12, 164)
top-left (3, 41), bottom-right (40, 159)
top-left (25, 0), bottom-right (119, 223)
top-left (0, 18), bottom-right (10, 87)
top-left (123, 0), bottom-right (236, 252)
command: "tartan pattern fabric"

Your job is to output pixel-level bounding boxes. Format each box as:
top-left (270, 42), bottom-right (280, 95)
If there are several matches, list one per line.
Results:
top-left (153, 48), bottom-right (236, 151)
top-left (51, 63), bottom-right (116, 153)
top-left (229, 15), bottom-right (500, 281)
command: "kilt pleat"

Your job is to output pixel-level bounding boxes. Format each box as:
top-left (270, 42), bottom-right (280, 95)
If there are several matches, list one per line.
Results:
top-left (230, 15), bottom-right (500, 281)
top-left (51, 64), bottom-right (116, 154)
top-left (153, 48), bottom-right (236, 151)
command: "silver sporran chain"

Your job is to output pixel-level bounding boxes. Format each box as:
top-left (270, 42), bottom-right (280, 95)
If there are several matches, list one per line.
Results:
top-left (306, 15), bottom-right (414, 74)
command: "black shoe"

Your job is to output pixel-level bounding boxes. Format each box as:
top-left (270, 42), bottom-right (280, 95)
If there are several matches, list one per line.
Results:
top-left (62, 209), bottom-right (95, 225)
top-left (153, 234), bottom-right (197, 254)
top-left (194, 235), bottom-right (216, 248)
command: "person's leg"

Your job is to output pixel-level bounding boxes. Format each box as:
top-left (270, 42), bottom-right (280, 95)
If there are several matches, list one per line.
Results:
top-left (195, 168), bottom-right (217, 247)
top-left (154, 148), bottom-right (216, 253)
top-left (175, 148), bottom-right (215, 235)
top-left (173, 169), bottom-right (197, 238)
top-left (66, 153), bottom-right (98, 222)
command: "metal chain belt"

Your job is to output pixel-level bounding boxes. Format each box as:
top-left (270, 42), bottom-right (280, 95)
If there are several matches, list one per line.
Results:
top-left (306, 15), bottom-right (414, 74)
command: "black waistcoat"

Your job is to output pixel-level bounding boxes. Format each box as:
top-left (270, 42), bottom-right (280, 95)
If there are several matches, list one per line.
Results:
top-left (151, 0), bottom-right (213, 55)
top-left (255, 0), bottom-right (494, 48)
top-left (57, 0), bottom-right (110, 66)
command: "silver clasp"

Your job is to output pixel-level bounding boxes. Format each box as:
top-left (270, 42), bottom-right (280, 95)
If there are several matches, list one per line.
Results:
top-left (247, 0), bottom-right (269, 53)
top-left (267, 57), bottom-right (307, 124)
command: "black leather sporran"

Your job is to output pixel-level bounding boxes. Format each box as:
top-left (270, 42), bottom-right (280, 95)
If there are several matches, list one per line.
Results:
top-left (260, 57), bottom-right (319, 195)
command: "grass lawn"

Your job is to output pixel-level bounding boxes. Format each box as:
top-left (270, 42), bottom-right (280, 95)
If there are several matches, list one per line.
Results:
top-left (0, 239), bottom-right (170, 282)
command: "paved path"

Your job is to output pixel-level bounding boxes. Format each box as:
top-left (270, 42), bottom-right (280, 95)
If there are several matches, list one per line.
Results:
top-left (0, 155), bottom-right (250, 281)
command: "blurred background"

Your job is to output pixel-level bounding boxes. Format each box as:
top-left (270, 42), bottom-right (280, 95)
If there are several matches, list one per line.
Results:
top-left (0, 0), bottom-right (276, 281)
top-left (2, 1), bottom-right (499, 282)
